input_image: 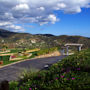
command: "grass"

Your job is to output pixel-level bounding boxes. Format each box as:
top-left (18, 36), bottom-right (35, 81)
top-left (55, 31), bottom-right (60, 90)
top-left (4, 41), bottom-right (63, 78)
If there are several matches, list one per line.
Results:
top-left (2, 55), bottom-right (33, 65)
top-left (3, 60), bottom-right (19, 65)
top-left (9, 49), bottom-right (90, 90)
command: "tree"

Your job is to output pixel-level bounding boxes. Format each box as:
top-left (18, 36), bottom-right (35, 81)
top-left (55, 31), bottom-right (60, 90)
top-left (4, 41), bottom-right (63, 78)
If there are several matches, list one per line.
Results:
top-left (2, 44), bottom-right (8, 51)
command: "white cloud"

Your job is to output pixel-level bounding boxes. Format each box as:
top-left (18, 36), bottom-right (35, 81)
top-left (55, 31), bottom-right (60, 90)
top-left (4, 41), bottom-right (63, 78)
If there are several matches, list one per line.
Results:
top-left (55, 3), bottom-right (66, 10)
top-left (0, 0), bottom-right (90, 31)
top-left (58, 3), bottom-right (66, 8)
top-left (6, 24), bottom-right (25, 32)
top-left (13, 4), bottom-right (29, 11)
top-left (0, 22), bottom-right (25, 32)
top-left (48, 14), bottom-right (58, 24)
top-left (0, 22), bottom-right (11, 26)
top-left (37, 7), bottom-right (45, 11)
top-left (64, 6), bottom-right (82, 14)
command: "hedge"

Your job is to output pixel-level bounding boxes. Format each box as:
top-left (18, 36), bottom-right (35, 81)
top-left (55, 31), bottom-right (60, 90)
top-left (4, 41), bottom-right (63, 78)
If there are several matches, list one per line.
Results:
top-left (0, 55), bottom-right (10, 61)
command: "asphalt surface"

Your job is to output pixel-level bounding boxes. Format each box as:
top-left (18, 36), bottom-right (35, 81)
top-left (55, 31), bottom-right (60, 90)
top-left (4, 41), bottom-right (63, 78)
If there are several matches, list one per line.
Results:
top-left (0, 55), bottom-right (66, 81)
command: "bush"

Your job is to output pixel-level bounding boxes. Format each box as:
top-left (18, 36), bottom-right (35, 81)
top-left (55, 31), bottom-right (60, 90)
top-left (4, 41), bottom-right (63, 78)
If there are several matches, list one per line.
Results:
top-left (0, 55), bottom-right (10, 61)
top-left (36, 47), bottom-right (58, 56)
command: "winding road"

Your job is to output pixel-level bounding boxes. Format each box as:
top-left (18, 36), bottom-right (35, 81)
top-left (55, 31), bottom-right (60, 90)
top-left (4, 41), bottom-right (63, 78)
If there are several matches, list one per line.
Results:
top-left (0, 56), bottom-right (66, 81)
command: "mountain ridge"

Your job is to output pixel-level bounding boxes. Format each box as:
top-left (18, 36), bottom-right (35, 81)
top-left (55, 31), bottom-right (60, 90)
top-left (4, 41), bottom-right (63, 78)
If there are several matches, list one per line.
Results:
top-left (0, 29), bottom-right (90, 49)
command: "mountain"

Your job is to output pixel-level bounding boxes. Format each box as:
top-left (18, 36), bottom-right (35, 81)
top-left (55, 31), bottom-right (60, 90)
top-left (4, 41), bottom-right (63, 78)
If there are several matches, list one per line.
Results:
top-left (0, 29), bottom-right (17, 38)
top-left (0, 29), bottom-right (90, 49)
top-left (36, 34), bottom-right (55, 37)
top-left (0, 29), bottom-right (59, 49)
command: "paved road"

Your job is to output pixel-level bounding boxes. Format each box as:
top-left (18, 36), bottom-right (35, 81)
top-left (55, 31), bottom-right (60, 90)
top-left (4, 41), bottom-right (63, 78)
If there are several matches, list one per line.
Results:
top-left (0, 56), bottom-right (66, 81)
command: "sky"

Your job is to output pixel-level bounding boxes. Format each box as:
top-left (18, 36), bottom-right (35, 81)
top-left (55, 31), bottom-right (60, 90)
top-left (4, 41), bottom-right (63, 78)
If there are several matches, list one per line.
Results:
top-left (0, 0), bottom-right (90, 37)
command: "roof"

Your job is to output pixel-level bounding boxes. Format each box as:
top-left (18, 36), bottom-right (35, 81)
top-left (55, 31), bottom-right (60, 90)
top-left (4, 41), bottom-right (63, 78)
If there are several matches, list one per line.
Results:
top-left (65, 43), bottom-right (83, 46)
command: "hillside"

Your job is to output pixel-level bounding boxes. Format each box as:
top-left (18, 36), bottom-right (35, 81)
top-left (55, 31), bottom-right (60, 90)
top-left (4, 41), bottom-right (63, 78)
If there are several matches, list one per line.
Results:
top-left (0, 29), bottom-right (17, 38)
top-left (0, 29), bottom-right (90, 49)
top-left (54, 35), bottom-right (90, 48)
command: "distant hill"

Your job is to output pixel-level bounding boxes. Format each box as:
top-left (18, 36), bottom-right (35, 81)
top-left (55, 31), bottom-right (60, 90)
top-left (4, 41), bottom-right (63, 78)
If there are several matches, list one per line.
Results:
top-left (0, 29), bottom-right (90, 49)
top-left (36, 34), bottom-right (55, 37)
top-left (0, 29), bottom-right (17, 38)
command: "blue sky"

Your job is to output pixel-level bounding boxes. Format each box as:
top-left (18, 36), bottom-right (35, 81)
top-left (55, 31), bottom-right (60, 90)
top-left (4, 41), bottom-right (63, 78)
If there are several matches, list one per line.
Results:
top-left (0, 0), bottom-right (90, 37)
top-left (25, 8), bottom-right (90, 37)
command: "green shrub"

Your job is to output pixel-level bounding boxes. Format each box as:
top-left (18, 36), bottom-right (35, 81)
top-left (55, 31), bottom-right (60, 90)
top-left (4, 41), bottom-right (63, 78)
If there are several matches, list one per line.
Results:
top-left (36, 47), bottom-right (58, 56)
top-left (0, 55), bottom-right (10, 61)
top-left (9, 81), bottom-right (19, 90)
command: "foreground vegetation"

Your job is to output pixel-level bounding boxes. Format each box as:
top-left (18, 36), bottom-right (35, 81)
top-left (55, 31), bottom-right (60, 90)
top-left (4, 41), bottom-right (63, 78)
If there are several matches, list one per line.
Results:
top-left (9, 49), bottom-right (90, 90)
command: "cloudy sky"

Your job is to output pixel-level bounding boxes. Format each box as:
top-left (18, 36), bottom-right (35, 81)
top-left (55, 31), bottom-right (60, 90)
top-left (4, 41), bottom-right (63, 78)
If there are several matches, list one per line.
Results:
top-left (0, 0), bottom-right (90, 37)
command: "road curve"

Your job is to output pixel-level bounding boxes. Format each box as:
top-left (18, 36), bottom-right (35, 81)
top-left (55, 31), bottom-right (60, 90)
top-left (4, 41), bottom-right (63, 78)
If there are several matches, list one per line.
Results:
top-left (0, 56), bottom-right (66, 81)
